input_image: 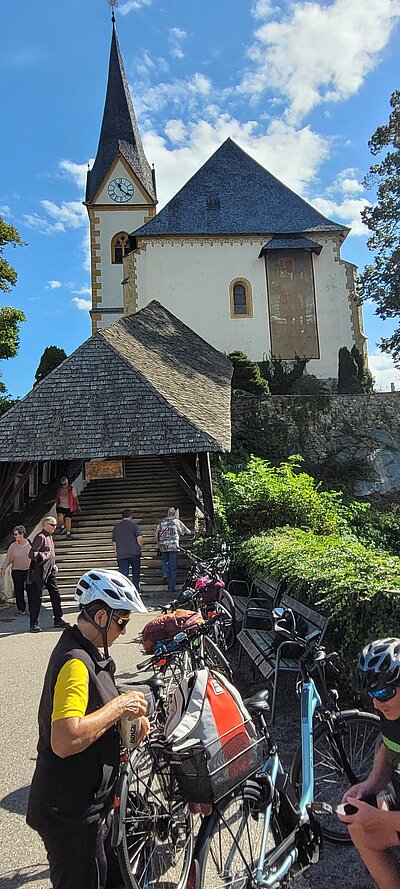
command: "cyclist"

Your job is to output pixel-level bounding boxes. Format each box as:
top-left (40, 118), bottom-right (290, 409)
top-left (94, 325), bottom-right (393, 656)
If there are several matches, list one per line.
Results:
top-left (26, 569), bottom-right (150, 889)
top-left (339, 638), bottom-right (400, 889)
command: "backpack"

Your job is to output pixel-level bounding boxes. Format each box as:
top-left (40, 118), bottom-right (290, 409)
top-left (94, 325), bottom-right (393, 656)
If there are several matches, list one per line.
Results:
top-left (163, 668), bottom-right (264, 804)
top-left (194, 576), bottom-right (225, 604)
top-left (141, 609), bottom-right (204, 653)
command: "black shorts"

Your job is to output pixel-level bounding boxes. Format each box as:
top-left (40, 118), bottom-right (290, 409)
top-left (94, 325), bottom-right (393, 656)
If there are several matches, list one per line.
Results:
top-left (57, 507), bottom-right (72, 518)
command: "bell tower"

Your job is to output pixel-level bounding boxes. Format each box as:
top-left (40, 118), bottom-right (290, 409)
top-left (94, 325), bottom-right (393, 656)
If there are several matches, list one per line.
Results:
top-left (85, 11), bottom-right (157, 332)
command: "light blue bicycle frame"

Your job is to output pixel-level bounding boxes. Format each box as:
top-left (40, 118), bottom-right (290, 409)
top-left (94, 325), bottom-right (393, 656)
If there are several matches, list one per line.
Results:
top-left (254, 678), bottom-right (322, 887)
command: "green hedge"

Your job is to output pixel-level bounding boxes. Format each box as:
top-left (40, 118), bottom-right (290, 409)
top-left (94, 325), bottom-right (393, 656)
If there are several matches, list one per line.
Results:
top-left (237, 528), bottom-right (400, 696)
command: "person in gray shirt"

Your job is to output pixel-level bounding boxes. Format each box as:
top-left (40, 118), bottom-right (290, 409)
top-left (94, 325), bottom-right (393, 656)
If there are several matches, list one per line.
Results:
top-left (112, 509), bottom-right (144, 591)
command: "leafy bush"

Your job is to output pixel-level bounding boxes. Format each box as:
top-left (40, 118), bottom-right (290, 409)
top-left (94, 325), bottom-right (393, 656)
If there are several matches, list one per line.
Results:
top-left (259, 355), bottom-right (307, 395)
top-left (290, 374), bottom-right (324, 395)
top-left (343, 500), bottom-right (400, 555)
top-left (220, 456), bottom-right (344, 537)
top-left (228, 352), bottom-right (270, 396)
top-left (237, 527), bottom-right (400, 695)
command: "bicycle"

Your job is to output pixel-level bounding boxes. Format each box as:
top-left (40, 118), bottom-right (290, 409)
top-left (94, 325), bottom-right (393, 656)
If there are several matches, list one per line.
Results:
top-left (189, 620), bottom-right (380, 888)
top-left (111, 616), bottom-right (234, 888)
top-left (178, 546), bottom-right (236, 651)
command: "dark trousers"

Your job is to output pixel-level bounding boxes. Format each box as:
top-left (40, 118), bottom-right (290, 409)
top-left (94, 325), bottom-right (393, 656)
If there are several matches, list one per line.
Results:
top-left (117, 555), bottom-right (141, 590)
top-left (40, 820), bottom-right (107, 889)
top-left (27, 570), bottom-right (63, 627)
top-left (11, 569), bottom-right (28, 611)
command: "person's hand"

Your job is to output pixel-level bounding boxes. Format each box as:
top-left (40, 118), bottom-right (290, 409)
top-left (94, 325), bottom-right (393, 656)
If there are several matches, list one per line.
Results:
top-left (341, 781), bottom-right (374, 804)
top-left (119, 690), bottom-right (148, 720)
top-left (54, 565), bottom-right (59, 574)
top-left (136, 716), bottom-right (151, 745)
top-left (337, 798), bottom-right (386, 830)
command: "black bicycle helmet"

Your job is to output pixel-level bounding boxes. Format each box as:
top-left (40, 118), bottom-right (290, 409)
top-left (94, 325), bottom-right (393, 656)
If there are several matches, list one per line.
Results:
top-left (357, 638), bottom-right (400, 693)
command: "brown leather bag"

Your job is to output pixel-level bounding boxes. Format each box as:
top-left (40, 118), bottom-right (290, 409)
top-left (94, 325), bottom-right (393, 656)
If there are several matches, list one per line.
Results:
top-left (141, 609), bottom-right (204, 653)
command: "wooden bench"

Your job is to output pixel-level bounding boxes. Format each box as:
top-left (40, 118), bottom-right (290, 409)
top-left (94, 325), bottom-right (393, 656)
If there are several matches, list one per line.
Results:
top-left (237, 592), bottom-right (329, 723)
top-left (228, 574), bottom-right (284, 629)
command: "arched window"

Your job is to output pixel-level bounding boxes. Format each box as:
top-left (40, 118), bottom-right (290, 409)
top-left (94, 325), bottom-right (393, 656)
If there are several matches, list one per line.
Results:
top-left (229, 278), bottom-right (253, 318)
top-left (111, 232), bottom-right (130, 264)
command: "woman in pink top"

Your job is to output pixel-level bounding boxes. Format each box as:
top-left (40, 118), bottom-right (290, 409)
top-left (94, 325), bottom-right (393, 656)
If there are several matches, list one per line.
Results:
top-left (1, 525), bottom-right (31, 613)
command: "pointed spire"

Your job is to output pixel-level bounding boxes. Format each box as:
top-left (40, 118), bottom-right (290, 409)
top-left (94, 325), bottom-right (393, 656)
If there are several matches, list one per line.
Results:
top-left (86, 22), bottom-right (155, 203)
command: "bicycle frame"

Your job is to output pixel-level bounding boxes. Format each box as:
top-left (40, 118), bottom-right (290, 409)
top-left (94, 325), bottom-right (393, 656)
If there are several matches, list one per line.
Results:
top-left (255, 677), bottom-right (321, 887)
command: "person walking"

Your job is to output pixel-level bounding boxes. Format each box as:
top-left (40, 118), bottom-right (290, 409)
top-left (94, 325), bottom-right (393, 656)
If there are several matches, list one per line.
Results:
top-left (55, 476), bottom-right (80, 539)
top-left (26, 517), bottom-right (68, 633)
top-left (0, 525), bottom-right (31, 614)
top-left (26, 569), bottom-right (149, 889)
top-left (112, 509), bottom-right (144, 590)
top-left (155, 507), bottom-right (192, 594)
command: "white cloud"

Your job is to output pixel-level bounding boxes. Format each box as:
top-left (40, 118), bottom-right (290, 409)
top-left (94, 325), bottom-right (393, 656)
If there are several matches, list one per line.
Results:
top-left (40, 199), bottom-right (86, 230)
top-left (169, 27), bottom-right (187, 60)
top-left (46, 280), bottom-right (62, 290)
top-left (368, 351), bottom-right (400, 391)
top-left (71, 286), bottom-right (91, 296)
top-left (251, 0), bottom-right (276, 19)
top-left (0, 204), bottom-right (11, 217)
top-left (118, 0), bottom-right (152, 15)
top-left (239, 0), bottom-right (400, 122)
top-left (135, 71), bottom-right (213, 118)
top-left (72, 297), bottom-right (92, 312)
top-left (144, 115), bottom-right (329, 209)
top-left (165, 119), bottom-right (187, 144)
top-left (23, 212), bottom-right (65, 235)
top-left (329, 168), bottom-right (365, 196)
top-left (311, 195), bottom-right (370, 235)
top-left (59, 158), bottom-right (93, 191)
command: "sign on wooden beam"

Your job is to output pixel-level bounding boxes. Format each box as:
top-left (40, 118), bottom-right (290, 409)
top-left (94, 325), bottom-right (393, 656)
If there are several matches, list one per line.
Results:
top-left (84, 459), bottom-right (125, 480)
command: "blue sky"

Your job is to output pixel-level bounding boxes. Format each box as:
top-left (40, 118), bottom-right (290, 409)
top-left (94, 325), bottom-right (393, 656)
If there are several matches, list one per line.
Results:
top-left (1, 0), bottom-right (400, 397)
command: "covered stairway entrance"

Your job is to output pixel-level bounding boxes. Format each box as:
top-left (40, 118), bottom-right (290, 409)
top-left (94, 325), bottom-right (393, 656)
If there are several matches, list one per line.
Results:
top-left (52, 456), bottom-right (196, 600)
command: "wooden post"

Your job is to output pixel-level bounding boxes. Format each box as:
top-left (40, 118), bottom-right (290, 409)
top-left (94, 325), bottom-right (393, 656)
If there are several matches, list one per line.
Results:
top-left (198, 452), bottom-right (216, 535)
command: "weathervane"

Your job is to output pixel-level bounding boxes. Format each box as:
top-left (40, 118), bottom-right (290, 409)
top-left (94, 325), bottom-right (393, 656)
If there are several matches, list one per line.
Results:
top-left (107, 0), bottom-right (118, 24)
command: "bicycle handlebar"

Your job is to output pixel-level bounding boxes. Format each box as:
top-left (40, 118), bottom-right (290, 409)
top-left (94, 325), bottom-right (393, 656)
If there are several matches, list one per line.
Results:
top-left (136, 612), bottom-right (226, 671)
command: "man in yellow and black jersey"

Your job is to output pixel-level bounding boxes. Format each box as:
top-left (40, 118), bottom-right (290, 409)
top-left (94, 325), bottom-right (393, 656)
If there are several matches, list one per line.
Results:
top-left (27, 569), bottom-right (149, 889)
top-left (339, 638), bottom-right (400, 889)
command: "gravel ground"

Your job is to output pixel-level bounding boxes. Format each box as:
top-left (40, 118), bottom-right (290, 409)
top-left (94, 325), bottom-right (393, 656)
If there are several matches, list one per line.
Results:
top-left (0, 600), bottom-right (375, 889)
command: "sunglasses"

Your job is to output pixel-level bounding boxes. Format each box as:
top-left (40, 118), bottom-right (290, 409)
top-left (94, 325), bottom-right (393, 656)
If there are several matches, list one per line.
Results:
top-left (112, 615), bottom-right (131, 629)
top-left (368, 686), bottom-right (397, 703)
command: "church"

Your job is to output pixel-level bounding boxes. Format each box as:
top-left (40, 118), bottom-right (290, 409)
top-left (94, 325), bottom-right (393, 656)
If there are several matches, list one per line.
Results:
top-left (85, 19), bottom-right (366, 382)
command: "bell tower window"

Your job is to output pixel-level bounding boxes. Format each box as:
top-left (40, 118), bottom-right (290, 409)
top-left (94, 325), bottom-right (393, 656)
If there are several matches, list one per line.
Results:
top-left (111, 232), bottom-right (130, 264)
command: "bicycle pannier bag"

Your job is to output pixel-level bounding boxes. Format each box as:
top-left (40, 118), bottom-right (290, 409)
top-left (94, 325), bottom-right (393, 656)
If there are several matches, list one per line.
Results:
top-left (141, 609), bottom-right (204, 653)
top-left (164, 668), bottom-right (264, 804)
top-left (194, 576), bottom-right (225, 604)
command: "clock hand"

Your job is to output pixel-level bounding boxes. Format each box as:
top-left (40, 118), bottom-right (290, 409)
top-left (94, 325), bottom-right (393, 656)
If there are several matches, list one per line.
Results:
top-left (117, 183), bottom-right (129, 196)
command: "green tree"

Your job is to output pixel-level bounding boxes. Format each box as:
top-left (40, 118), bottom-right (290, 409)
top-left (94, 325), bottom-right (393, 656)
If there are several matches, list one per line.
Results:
top-left (0, 217), bottom-right (24, 292)
top-left (228, 351), bottom-right (270, 395)
top-left (35, 345), bottom-right (68, 384)
top-left (358, 90), bottom-right (400, 366)
top-left (0, 306), bottom-right (26, 359)
top-left (259, 354), bottom-right (307, 394)
top-left (351, 345), bottom-right (374, 393)
top-left (338, 347), bottom-right (360, 394)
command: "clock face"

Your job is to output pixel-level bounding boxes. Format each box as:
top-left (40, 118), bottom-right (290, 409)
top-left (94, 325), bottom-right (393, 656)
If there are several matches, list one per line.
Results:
top-left (108, 177), bottom-right (134, 203)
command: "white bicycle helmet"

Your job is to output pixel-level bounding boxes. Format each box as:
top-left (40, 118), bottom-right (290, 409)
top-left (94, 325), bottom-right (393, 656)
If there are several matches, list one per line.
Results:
top-left (75, 569), bottom-right (147, 614)
top-left (357, 638), bottom-right (400, 693)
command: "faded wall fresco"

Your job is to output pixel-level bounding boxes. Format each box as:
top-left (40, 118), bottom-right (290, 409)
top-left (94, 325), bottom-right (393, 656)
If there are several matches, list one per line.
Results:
top-left (265, 250), bottom-right (319, 359)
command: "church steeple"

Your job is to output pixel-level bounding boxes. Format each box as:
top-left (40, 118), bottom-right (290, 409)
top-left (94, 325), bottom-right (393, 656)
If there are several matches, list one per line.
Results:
top-left (86, 22), bottom-right (156, 203)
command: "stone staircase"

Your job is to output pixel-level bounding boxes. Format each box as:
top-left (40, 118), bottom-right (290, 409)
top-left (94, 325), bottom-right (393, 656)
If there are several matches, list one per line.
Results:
top-left (49, 456), bottom-right (196, 601)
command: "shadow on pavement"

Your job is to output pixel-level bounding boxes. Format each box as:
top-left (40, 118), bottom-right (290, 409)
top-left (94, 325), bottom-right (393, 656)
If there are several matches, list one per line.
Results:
top-left (1, 784), bottom-right (30, 815)
top-left (0, 604), bottom-right (78, 638)
top-left (0, 865), bottom-right (49, 888)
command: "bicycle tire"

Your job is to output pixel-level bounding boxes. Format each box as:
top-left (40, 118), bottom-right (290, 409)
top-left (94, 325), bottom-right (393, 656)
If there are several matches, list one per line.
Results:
top-left (191, 785), bottom-right (286, 889)
top-left (290, 710), bottom-right (380, 843)
top-left (159, 649), bottom-right (195, 704)
top-left (204, 634), bottom-right (233, 679)
top-left (217, 590), bottom-right (237, 651)
top-left (117, 742), bottom-right (193, 889)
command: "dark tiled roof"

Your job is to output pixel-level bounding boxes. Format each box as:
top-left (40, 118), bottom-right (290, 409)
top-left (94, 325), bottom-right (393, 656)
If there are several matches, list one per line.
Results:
top-left (0, 302), bottom-right (232, 461)
top-left (86, 25), bottom-right (155, 203)
top-left (132, 138), bottom-right (345, 238)
top-left (259, 236), bottom-right (323, 255)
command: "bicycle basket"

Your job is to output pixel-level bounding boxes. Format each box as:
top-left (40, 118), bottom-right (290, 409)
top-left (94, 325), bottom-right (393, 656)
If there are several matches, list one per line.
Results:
top-left (164, 668), bottom-right (264, 804)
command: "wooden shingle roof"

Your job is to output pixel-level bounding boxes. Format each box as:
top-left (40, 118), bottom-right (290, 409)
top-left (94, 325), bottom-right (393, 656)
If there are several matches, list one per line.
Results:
top-left (0, 302), bottom-right (232, 461)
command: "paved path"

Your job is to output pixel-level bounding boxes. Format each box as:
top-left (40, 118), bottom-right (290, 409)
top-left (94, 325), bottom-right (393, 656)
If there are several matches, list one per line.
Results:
top-left (0, 600), bottom-right (375, 889)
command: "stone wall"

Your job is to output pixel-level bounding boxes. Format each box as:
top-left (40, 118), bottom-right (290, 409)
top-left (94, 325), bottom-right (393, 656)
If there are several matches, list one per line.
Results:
top-left (232, 392), bottom-right (400, 495)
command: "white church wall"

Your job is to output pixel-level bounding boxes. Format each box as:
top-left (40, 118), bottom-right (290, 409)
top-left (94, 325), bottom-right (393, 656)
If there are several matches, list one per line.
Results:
top-left (136, 238), bottom-right (272, 359)
top-left (135, 236), bottom-right (356, 378)
top-left (95, 205), bottom-right (152, 325)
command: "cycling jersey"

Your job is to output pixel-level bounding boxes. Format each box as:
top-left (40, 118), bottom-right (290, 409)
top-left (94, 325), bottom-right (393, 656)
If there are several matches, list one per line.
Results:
top-left (380, 713), bottom-right (400, 803)
top-left (27, 624), bottom-right (120, 834)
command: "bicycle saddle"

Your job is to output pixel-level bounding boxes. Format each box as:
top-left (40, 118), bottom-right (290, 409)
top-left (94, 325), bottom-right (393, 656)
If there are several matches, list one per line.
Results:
top-left (244, 689), bottom-right (270, 713)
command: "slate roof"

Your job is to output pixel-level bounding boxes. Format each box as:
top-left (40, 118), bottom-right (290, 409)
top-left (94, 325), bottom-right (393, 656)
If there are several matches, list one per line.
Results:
top-left (132, 138), bottom-right (346, 238)
top-left (85, 25), bottom-right (155, 204)
top-left (259, 236), bottom-right (323, 255)
top-left (0, 302), bottom-right (232, 462)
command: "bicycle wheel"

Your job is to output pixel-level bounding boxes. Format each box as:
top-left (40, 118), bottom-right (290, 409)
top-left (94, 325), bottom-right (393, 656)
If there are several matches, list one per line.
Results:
top-left (217, 590), bottom-right (237, 651)
top-left (159, 650), bottom-right (194, 704)
top-left (192, 785), bottom-right (285, 889)
top-left (290, 710), bottom-right (381, 843)
top-left (204, 635), bottom-right (233, 680)
top-left (117, 741), bottom-right (193, 889)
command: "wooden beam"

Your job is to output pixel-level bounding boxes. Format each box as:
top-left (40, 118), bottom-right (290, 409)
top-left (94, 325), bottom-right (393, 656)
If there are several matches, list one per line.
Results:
top-left (0, 462), bottom-right (36, 523)
top-left (179, 455), bottom-right (203, 490)
top-left (0, 462), bottom-right (25, 506)
top-left (198, 452), bottom-right (216, 535)
top-left (160, 456), bottom-right (208, 518)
